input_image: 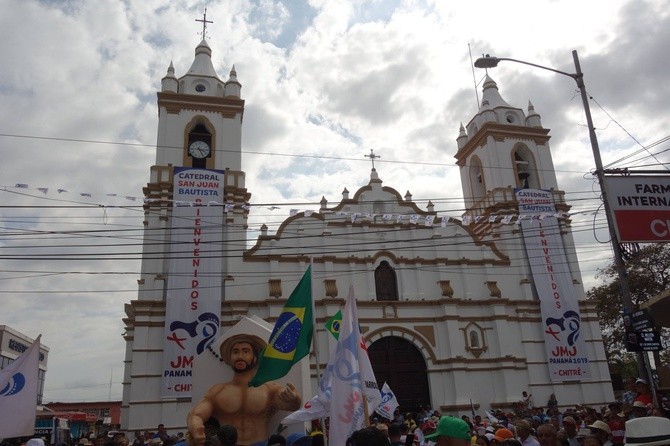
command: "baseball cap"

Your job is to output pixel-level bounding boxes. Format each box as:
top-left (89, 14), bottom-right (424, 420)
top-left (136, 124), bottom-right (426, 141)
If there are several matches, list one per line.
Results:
top-left (492, 428), bottom-right (514, 443)
top-left (425, 416), bottom-right (471, 441)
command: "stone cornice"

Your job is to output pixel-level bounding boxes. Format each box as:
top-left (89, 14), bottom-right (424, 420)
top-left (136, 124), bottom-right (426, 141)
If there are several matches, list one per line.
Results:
top-left (157, 91), bottom-right (245, 119)
top-left (455, 122), bottom-right (551, 166)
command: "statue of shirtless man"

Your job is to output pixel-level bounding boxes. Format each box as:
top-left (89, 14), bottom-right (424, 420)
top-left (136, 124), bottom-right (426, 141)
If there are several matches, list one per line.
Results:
top-left (187, 334), bottom-right (301, 446)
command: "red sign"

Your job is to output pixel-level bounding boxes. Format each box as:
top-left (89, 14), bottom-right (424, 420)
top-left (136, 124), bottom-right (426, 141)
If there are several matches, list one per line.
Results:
top-left (605, 175), bottom-right (670, 242)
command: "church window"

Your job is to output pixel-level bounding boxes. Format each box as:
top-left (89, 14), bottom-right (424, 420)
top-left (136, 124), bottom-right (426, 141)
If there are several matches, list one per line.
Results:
top-left (375, 261), bottom-right (399, 301)
top-left (512, 145), bottom-right (538, 189)
top-left (468, 156), bottom-right (486, 206)
top-left (470, 330), bottom-right (480, 348)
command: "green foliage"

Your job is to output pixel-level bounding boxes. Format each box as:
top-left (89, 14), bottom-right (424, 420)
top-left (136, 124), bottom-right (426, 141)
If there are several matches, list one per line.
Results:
top-left (586, 243), bottom-right (670, 365)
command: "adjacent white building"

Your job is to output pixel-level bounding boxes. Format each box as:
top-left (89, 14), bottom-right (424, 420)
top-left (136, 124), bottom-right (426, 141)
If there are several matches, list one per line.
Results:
top-left (0, 325), bottom-right (49, 404)
top-left (121, 37), bottom-right (614, 432)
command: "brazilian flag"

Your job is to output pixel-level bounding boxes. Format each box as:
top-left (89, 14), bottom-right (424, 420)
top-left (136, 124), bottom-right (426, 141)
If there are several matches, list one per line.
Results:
top-left (325, 310), bottom-right (342, 340)
top-left (249, 267), bottom-right (313, 386)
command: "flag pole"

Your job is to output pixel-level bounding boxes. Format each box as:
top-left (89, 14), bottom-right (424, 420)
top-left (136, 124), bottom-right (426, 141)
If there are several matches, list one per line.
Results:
top-left (309, 257), bottom-right (323, 382)
top-left (309, 257), bottom-right (326, 438)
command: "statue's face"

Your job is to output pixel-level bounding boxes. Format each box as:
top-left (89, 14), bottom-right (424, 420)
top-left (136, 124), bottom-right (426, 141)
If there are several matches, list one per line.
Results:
top-left (230, 341), bottom-right (257, 373)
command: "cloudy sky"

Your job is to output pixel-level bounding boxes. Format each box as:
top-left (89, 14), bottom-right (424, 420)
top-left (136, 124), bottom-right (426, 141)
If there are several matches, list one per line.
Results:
top-left (1, 0), bottom-right (668, 403)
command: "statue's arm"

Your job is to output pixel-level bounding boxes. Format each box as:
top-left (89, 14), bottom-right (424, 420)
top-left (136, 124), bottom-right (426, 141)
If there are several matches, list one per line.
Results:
top-left (187, 387), bottom-right (219, 446)
top-left (268, 382), bottom-right (301, 411)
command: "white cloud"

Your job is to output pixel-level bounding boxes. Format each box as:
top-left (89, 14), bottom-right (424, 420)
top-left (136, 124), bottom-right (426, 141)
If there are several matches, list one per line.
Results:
top-left (1, 0), bottom-right (668, 403)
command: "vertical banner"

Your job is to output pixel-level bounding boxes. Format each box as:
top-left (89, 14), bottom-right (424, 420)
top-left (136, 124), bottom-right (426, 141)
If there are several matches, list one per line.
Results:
top-left (162, 167), bottom-right (224, 398)
top-left (515, 189), bottom-right (591, 381)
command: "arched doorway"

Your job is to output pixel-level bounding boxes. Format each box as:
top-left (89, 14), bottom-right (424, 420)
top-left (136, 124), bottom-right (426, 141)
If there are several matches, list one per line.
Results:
top-left (368, 336), bottom-right (431, 414)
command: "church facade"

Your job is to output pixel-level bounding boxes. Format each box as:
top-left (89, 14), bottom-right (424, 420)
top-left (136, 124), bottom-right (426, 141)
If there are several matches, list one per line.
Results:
top-left (121, 37), bottom-right (614, 432)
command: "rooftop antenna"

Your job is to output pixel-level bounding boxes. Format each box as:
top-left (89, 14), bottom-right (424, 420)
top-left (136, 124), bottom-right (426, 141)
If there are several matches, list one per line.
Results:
top-left (196, 7), bottom-right (213, 39)
top-left (468, 43), bottom-right (481, 108)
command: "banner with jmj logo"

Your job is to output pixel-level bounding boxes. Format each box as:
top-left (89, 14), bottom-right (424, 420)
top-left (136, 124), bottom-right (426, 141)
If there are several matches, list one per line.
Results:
top-left (515, 189), bottom-right (591, 381)
top-left (161, 167), bottom-right (224, 398)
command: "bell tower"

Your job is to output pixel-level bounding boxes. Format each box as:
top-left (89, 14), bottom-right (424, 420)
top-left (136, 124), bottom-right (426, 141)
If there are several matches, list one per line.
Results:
top-left (155, 40), bottom-right (244, 171)
top-left (453, 74), bottom-right (577, 244)
top-left (122, 31), bottom-right (250, 430)
top-left (455, 75), bottom-right (557, 210)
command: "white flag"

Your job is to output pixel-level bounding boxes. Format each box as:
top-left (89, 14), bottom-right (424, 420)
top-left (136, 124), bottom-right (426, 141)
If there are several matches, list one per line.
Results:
top-left (282, 346), bottom-right (335, 424)
top-left (0, 335), bottom-right (41, 438)
top-left (282, 304), bottom-right (381, 426)
top-left (374, 382), bottom-right (399, 420)
top-left (359, 339), bottom-right (381, 411)
top-left (281, 392), bottom-right (330, 424)
top-left (485, 410), bottom-right (499, 425)
top-left (329, 286), bottom-right (366, 446)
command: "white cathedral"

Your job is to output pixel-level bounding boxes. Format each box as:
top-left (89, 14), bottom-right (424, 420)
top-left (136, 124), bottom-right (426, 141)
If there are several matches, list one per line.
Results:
top-left (121, 36), bottom-right (615, 432)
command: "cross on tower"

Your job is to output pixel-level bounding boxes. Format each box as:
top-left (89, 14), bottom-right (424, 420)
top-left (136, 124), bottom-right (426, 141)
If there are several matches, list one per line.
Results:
top-left (195, 8), bottom-right (213, 38)
top-left (365, 149), bottom-right (380, 170)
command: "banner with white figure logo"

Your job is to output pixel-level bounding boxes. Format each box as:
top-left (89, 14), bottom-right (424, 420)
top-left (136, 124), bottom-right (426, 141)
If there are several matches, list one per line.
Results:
top-left (515, 189), bottom-right (590, 381)
top-left (0, 335), bottom-right (41, 438)
top-left (161, 168), bottom-right (224, 398)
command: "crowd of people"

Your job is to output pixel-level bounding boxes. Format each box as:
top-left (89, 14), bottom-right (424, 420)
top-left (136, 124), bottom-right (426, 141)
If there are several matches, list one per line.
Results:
top-left (354, 378), bottom-right (670, 446)
top-left (5, 376), bottom-right (670, 446)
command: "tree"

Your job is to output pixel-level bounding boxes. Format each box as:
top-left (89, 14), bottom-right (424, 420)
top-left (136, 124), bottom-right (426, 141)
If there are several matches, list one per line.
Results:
top-left (586, 243), bottom-right (670, 367)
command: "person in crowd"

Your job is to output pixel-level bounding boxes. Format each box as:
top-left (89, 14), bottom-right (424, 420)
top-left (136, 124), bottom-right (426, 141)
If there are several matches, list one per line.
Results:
top-left (346, 427), bottom-right (389, 446)
top-left (587, 420), bottom-right (612, 446)
top-left (559, 416), bottom-right (579, 446)
top-left (607, 410), bottom-right (625, 446)
top-left (389, 423), bottom-right (404, 446)
top-left (477, 435), bottom-right (492, 446)
top-left (131, 431), bottom-right (144, 446)
top-left (424, 416), bottom-right (472, 446)
top-left (492, 428), bottom-right (515, 446)
top-left (621, 378), bottom-right (637, 407)
top-left (419, 418), bottom-right (437, 446)
top-left (405, 413), bottom-right (418, 431)
top-left (267, 434), bottom-right (286, 446)
top-left (547, 394), bottom-right (558, 413)
top-left (375, 422), bottom-right (389, 439)
top-left (630, 401), bottom-right (650, 419)
top-left (536, 424), bottom-right (558, 446)
top-left (580, 436), bottom-right (603, 446)
top-left (624, 416), bottom-right (670, 446)
top-left (633, 379), bottom-right (653, 406)
top-left (514, 420), bottom-right (540, 446)
top-left (173, 433), bottom-right (185, 446)
top-left (216, 425), bottom-right (237, 446)
top-left (522, 392), bottom-right (533, 410)
top-left (310, 433), bottom-right (324, 446)
top-left (153, 425), bottom-right (170, 443)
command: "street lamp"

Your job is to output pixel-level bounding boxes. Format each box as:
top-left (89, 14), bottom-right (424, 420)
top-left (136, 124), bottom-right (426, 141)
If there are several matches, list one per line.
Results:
top-left (474, 50), bottom-right (646, 382)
